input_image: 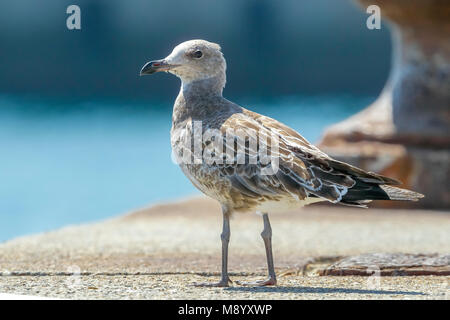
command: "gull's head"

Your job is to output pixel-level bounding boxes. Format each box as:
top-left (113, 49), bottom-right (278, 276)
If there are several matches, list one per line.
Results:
top-left (140, 39), bottom-right (226, 85)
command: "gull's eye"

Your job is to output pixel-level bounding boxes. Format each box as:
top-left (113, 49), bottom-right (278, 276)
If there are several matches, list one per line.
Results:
top-left (193, 50), bottom-right (203, 59)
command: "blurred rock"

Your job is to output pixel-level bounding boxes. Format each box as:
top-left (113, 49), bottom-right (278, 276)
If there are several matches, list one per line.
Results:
top-left (319, 0), bottom-right (450, 209)
top-left (319, 253), bottom-right (450, 276)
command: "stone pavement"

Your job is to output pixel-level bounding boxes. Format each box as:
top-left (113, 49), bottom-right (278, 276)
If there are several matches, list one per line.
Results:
top-left (0, 197), bottom-right (449, 299)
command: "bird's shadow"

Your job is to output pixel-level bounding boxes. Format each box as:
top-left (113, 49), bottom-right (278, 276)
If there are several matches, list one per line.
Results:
top-left (224, 286), bottom-right (425, 296)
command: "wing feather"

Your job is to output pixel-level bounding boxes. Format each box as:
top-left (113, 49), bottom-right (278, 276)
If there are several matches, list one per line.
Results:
top-left (214, 109), bottom-right (403, 205)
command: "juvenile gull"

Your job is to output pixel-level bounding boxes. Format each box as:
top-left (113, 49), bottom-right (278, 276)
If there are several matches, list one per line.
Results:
top-left (140, 39), bottom-right (423, 287)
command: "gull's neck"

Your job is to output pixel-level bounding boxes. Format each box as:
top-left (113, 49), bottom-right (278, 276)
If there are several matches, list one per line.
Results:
top-left (181, 74), bottom-right (225, 100)
top-left (173, 74), bottom-right (228, 124)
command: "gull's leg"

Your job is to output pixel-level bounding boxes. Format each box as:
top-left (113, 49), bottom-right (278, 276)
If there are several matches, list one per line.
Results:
top-left (194, 207), bottom-right (232, 287)
top-left (238, 213), bottom-right (277, 286)
top-left (261, 213), bottom-right (277, 285)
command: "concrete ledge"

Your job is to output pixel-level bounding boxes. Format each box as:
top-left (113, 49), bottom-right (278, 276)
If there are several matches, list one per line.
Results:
top-left (0, 197), bottom-right (449, 299)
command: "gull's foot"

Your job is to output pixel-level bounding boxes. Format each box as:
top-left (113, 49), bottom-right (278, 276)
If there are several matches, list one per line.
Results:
top-left (236, 277), bottom-right (277, 287)
top-left (192, 278), bottom-right (232, 287)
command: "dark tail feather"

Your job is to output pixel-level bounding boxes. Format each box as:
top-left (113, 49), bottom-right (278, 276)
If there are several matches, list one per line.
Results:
top-left (340, 183), bottom-right (424, 207)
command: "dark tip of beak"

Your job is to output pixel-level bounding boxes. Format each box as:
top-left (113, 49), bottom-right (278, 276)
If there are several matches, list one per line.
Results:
top-left (140, 59), bottom-right (166, 76)
top-left (140, 61), bottom-right (156, 76)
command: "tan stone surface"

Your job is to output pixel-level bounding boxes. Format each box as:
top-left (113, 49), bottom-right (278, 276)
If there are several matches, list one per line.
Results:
top-left (1, 275), bottom-right (448, 300)
top-left (0, 197), bottom-right (449, 299)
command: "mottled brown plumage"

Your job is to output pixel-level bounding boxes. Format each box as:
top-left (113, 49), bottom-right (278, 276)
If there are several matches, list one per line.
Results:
top-left (140, 39), bottom-right (423, 287)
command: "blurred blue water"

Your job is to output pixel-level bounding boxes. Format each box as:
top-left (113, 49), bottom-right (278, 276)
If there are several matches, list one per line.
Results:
top-left (0, 95), bottom-right (372, 242)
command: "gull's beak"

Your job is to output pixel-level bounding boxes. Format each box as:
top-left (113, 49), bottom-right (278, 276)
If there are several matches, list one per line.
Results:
top-left (140, 59), bottom-right (173, 76)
